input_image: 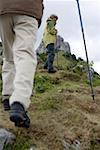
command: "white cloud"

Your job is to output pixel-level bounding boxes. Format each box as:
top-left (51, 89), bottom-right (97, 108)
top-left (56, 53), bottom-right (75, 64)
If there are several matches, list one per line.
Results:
top-left (93, 62), bottom-right (100, 74)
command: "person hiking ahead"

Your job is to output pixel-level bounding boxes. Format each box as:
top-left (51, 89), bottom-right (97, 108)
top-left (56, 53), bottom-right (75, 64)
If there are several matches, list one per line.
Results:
top-left (0, 0), bottom-right (44, 128)
top-left (42, 14), bottom-right (58, 73)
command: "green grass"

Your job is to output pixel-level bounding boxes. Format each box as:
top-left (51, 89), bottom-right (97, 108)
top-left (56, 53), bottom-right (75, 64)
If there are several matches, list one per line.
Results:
top-left (0, 51), bottom-right (100, 150)
top-left (4, 137), bottom-right (36, 150)
top-left (34, 74), bottom-right (53, 93)
top-left (93, 74), bottom-right (100, 86)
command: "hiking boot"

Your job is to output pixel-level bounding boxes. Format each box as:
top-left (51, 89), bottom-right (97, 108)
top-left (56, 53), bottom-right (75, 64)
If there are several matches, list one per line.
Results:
top-left (2, 99), bottom-right (10, 111)
top-left (10, 102), bottom-right (30, 128)
top-left (48, 69), bottom-right (57, 73)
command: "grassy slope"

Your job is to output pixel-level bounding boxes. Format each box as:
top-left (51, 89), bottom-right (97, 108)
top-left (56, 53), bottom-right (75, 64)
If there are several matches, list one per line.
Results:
top-left (0, 52), bottom-right (100, 150)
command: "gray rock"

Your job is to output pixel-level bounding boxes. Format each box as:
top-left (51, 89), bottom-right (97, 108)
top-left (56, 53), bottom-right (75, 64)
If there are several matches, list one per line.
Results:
top-left (56, 35), bottom-right (71, 53)
top-left (36, 35), bottom-right (71, 54)
top-left (29, 146), bottom-right (38, 150)
top-left (36, 41), bottom-right (47, 54)
top-left (71, 140), bottom-right (81, 150)
top-left (61, 138), bottom-right (81, 150)
top-left (0, 128), bottom-right (16, 150)
top-left (61, 138), bottom-right (70, 150)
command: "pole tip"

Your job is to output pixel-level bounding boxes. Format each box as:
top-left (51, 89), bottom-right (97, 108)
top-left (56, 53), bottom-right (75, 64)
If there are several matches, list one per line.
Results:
top-left (92, 93), bottom-right (95, 101)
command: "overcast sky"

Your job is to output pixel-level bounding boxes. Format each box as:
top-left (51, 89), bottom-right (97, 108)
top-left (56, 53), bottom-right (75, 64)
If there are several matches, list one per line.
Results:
top-left (36, 0), bottom-right (100, 74)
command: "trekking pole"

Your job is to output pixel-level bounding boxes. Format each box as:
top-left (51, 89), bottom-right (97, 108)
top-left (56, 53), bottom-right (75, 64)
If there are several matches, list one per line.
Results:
top-left (56, 50), bottom-right (59, 69)
top-left (55, 38), bottom-right (59, 69)
top-left (76, 0), bottom-right (95, 100)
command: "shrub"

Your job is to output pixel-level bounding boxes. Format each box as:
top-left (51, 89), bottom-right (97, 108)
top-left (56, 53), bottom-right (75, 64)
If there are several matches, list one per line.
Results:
top-left (34, 75), bottom-right (52, 93)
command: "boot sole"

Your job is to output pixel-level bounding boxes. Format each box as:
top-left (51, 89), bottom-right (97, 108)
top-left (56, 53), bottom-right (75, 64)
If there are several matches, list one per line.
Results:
top-left (10, 111), bottom-right (30, 128)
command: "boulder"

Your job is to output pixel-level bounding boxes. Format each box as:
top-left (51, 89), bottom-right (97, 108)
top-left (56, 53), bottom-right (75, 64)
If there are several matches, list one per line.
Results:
top-left (0, 128), bottom-right (16, 150)
top-left (36, 35), bottom-right (71, 54)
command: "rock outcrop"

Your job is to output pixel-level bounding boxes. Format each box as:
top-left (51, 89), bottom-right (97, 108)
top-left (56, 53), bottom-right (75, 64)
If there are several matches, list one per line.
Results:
top-left (36, 35), bottom-right (71, 54)
top-left (0, 128), bottom-right (16, 150)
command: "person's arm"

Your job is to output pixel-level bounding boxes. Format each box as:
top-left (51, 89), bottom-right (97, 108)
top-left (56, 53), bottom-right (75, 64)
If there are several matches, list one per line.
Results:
top-left (47, 20), bottom-right (57, 35)
top-left (47, 27), bottom-right (57, 35)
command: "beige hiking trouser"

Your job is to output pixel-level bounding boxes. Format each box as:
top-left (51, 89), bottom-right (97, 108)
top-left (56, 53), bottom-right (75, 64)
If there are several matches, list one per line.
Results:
top-left (0, 14), bottom-right (38, 110)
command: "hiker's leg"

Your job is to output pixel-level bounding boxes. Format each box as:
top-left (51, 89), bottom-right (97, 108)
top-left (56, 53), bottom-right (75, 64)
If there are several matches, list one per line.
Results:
top-left (0, 14), bottom-right (15, 98)
top-left (47, 44), bottom-right (55, 71)
top-left (44, 58), bottom-right (48, 69)
top-left (10, 14), bottom-right (38, 110)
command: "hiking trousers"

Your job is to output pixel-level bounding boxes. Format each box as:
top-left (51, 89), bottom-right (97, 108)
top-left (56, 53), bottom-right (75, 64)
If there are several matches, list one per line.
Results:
top-left (44, 43), bottom-right (55, 71)
top-left (0, 14), bottom-right (38, 110)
